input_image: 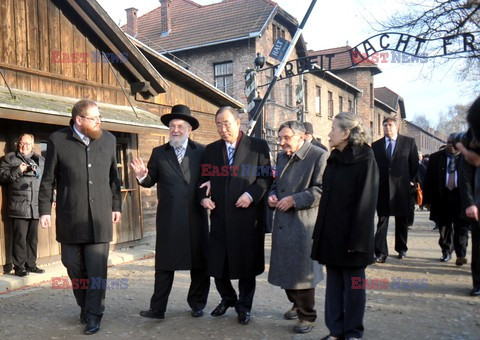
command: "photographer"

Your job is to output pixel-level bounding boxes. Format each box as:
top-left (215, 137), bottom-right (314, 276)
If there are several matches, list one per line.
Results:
top-left (458, 95), bottom-right (480, 296)
top-left (0, 134), bottom-right (45, 277)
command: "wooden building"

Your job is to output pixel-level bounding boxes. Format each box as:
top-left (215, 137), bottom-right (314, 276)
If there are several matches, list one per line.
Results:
top-left (0, 0), bottom-right (242, 273)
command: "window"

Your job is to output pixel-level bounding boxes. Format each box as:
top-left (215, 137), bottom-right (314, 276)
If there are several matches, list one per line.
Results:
top-left (370, 83), bottom-right (374, 107)
top-left (315, 86), bottom-right (321, 116)
top-left (285, 78), bottom-right (293, 107)
top-left (377, 113), bottom-right (381, 135)
top-left (303, 79), bottom-right (308, 111)
top-left (348, 99), bottom-right (353, 112)
top-left (328, 91), bottom-right (333, 118)
top-left (273, 23), bottom-right (285, 44)
top-left (339, 96), bottom-right (344, 112)
top-left (214, 61), bottom-right (233, 96)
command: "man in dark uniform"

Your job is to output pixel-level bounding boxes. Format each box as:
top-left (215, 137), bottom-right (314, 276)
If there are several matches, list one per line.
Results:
top-left (372, 117), bottom-right (419, 263)
top-left (131, 104), bottom-right (210, 319)
top-left (199, 106), bottom-right (272, 325)
top-left (39, 99), bottom-right (121, 335)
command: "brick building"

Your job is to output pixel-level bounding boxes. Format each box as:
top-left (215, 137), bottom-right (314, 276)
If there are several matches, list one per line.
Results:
top-left (123, 0), bottom-right (363, 151)
top-left (123, 0), bottom-right (445, 150)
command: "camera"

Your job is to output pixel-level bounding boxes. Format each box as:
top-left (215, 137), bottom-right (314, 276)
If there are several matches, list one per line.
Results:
top-left (26, 162), bottom-right (38, 172)
top-left (453, 129), bottom-right (480, 153)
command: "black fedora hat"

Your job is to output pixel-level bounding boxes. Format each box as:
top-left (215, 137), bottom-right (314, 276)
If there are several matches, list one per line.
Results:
top-left (160, 104), bottom-right (199, 130)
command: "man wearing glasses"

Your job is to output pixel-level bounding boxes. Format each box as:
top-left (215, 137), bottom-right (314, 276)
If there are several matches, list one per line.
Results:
top-left (0, 133), bottom-right (45, 277)
top-left (199, 106), bottom-right (272, 325)
top-left (38, 99), bottom-right (121, 335)
top-left (130, 104), bottom-right (210, 320)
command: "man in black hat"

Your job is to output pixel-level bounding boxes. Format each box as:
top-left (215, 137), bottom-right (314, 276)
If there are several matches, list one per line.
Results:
top-left (303, 122), bottom-right (328, 151)
top-left (131, 104), bottom-right (210, 319)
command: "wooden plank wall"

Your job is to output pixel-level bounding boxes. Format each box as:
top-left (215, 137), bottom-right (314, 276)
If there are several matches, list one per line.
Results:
top-left (0, 0), bottom-right (132, 107)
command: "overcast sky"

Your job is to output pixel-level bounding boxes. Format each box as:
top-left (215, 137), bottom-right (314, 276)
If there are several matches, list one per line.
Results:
top-left (96, 0), bottom-right (478, 126)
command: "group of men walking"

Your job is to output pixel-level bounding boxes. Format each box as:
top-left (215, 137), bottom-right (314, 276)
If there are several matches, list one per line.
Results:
top-left (3, 97), bottom-right (480, 338)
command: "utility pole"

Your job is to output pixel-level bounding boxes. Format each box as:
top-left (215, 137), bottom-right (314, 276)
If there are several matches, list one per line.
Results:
top-left (246, 0), bottom-right (318, 136)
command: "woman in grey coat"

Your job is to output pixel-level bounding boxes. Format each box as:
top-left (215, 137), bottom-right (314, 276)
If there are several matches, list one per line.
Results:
top-left (268, 120), bottom-right (328, 334)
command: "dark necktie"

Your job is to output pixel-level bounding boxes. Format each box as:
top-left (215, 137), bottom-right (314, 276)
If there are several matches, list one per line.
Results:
top-left (386, 139), bottom-right (392, 161)
top-left (447, 157), bottom-right (456, 190)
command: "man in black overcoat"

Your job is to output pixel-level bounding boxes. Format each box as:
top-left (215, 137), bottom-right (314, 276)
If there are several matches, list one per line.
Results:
top-left (372, 116), bottom-right (418, 263)
top-left (199, 106), bottom-right (272, 325)
top-left (130, 105), bottom-right (210, 319)
top-left (423, 134), bottom-right (469, 265)
top-left (39, 99), bottom-right (122, 335)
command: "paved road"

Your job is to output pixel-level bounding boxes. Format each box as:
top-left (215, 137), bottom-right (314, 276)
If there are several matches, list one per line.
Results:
top-left (0, 210), bottom-right (479, 339)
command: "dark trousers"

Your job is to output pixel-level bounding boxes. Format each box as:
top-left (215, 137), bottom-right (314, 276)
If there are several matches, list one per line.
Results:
top-left (438, 219), bottom-right (469, 258)
top-left (325, 265), bottom-right (366, 339)
top-left (375, 215), bottom-right (408, 256)
top-left (150, 267), bottom-right (210, 313)
top-left (61, 243), bottom-right (109, 317)
top-left (214, 258), bottom-right (256, 313)
top-left (472, 222), bottom-right (480, 288)
top-left (285, 288), bottom-right (316, 322)
top-left (12, 218), bottom-right (39, 270)
top-left (407, 191), bottom-right (416, 227)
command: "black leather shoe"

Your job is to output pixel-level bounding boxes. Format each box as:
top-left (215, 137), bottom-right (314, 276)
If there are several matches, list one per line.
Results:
top-left (237, 311), bottom-right (251, 325)
top-left (440, 253), bottom-right (451, 262)
top-left (211, 302), bottom-right (235, 317)
top-left (80, 309), bottom-right (87, 324)
top-left (470, 286), bottom-right (480, 296)
top-left (26, 266), bottom-right (45, 274)
top-left (84, 316), bottom-right (101, 335)
top-left (456, 257), bottom-right (467, 266)
top-left (375, 255), bottom-right (387, 263)
top-left (139, 309), bottom-right (165, 319)
top-left (397, 252), bottom-right (406, 259)
top-left (191, 309), bottom-right (204, 317)
top-left (14, 269), bottom-right (29, 277)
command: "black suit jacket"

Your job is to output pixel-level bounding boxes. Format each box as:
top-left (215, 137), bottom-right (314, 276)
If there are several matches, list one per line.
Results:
top-left (39, 123), bottom-right (121, 244)
top-left (372, 134), bottom-right (419, 217)
top-left (140, 139), bottom-right (208, 270)
top-left (199, 133), bottom-right (272, 279)
top-left (423, 150), bottom-right (462, 224)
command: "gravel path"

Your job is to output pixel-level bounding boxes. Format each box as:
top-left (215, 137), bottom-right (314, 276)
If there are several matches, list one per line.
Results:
top-left (0, 210), bottom-right (479, 339)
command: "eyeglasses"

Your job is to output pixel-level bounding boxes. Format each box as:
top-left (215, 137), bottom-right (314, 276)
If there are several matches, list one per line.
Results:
top-left (169, 123), bottom-right (189, 131)
top-left (277, 135), bottom-right (295, 142)
top-left (216, 121), bottom-right (235, 130)
top-left (18, 142), bottom-right (32, 147)
top-left (80, 115), bottom-right (102, 123)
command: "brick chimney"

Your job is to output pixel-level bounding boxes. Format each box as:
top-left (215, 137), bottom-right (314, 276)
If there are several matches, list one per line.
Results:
top-left (125, 7), bottom-right (138, 37)
top-left (160, 0), bottom-right (172, 36)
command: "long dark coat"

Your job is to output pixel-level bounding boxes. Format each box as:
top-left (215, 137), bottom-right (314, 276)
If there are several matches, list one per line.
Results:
top-left (268, 142), bottom-right (327, 289)
top-left (0, 151), bottom-right (44, 219)
top-left (311, 144), bottom-right (379, 268)
top-left (423, 150), bottom-right (462, 224)
top-left (199, 133), bottom-right (272, 279)
top-left (39, 123), bottom-right (121, 244)
top-left (140, 139), bottom-right (208, 271)
top-left (371, 135), bottom-right (419, 217)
